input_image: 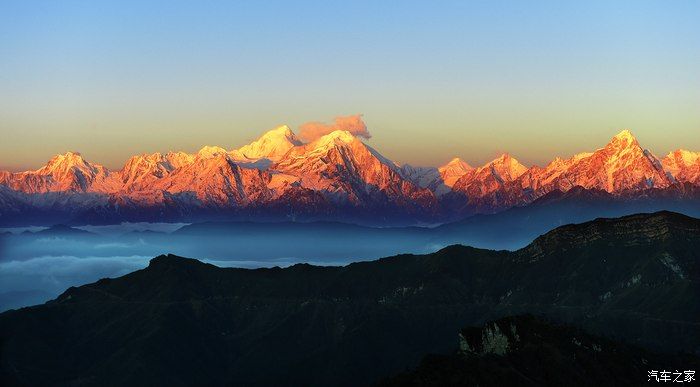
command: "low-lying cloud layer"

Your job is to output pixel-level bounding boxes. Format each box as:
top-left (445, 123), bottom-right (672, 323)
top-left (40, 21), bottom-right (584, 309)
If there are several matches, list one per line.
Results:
top-left (298, 114), bottom-right (371, 142)
top-left (0, 223), bottom-right (439, 311)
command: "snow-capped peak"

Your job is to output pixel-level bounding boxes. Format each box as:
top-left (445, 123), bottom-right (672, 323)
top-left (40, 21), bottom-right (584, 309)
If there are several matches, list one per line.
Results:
top-left (308, 130), bottom-right (357, 150)
top-left (26, 151), bottom-right (112, 192)
top-left (546, 128), bottom-right (672, 193)
top-left (231, 125), bottom-right (302, 162)
top-left (610, 129), bottom-right (640, 148)
top-left (125, 152), bottom-right (164, 164)
top-left (666, 149), bottom-right (700, 165)
top-left (614, 129), bottom-right (634, 139)
top-left (488, 153), bottom-right (528, 180)
top-left (440, 157), bottom-right (472, 170)
top-left (118, 152), bottom-right (175, 189)
top-left (265, 125), bottom-right (297, 138)
top-left (164, 151), bottom-right (196, 169)
top-left (319, 130), bottom-right (356, 143)
top-left (42, 151), bottom-right (85, 166)
top-left (662, 149), bottom-right (700, 184)
top-left (438, 157), bottom-right (473, 187)
top-left (2, 127), bottom-right (699, 217)
top-left (197, 145), bottom-right (228, 159)
top-left (37, 151), bottom-right (100, 176)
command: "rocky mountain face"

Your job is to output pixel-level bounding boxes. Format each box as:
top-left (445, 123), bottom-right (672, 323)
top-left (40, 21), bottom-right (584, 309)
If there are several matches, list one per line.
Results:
top-left (450, 153), bottom-right (529, 212)
top-left (273, 130), bottom-right (436, 215)
top-left (531, 130), bottom-right (671, 192)
top-left (663, 149), bottom-right (700, 185)
top-left (449, 129), bottom-right (678, 213)
top-left (438, 157), bottom-right (473, 187)
top-left (381, 315), bottom-right (700, 387)
top-left (0, 211), bottom-right (697, 385)
top-left (118, 151), bottom-right (195, 192)
top-left (0, 151), bottom-right (114, 194)
top-left (0, 127), bottom-right (698, 225)
top-left (399, 157), bottom-right (473, 196)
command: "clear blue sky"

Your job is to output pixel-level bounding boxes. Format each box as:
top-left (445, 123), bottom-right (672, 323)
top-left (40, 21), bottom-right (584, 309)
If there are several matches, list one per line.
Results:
top-left (1, 0), bottom-right (698, 170)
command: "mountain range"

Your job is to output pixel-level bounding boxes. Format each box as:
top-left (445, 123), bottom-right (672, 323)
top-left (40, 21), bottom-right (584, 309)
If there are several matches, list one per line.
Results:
top-left (1, 211), bottom-right (697, 385)
top-left (1, 127), bottom-right (699, 225)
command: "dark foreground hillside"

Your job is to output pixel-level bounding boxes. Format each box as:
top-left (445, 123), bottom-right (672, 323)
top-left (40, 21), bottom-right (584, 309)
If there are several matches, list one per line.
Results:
top-left (381, 315), bottom-right (700, 387)
top-left (1, 211), bottom-right (699, 386)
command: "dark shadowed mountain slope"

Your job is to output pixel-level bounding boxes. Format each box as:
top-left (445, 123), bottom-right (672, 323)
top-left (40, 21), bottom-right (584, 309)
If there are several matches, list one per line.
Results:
top-left (0, 211), bottom-right (699, 386)
top-left (33, 224), bottom-right (94, 236)
top-left (380, 315), bottom-right (700, 387)
top-left (433, 185), bottom-right (700, 249)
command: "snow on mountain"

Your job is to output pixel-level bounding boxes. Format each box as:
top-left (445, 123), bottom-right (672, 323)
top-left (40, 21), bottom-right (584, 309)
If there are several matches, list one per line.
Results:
top-left (0, 127), bottom-right (698, 224)
top-left (438, 158), bottom-right (473, 187)
top-left (399, 165), bottom-right (441, 189)
top-left (0, 185), bottom-right (29, 217)
top-left (145, 153), bottom-right (271, 206)
top-left (663, 149), bottom-right (700, 184)
top-left (164, 151), bottom-right (196, 169)
top-left (449, 153), bottom-right (529, 212)
top-left (36, 151), bottom-right (95, 177)
top-left (119, 153), bottom-right (174, 192)
top-left (196, 146), bottom-right (229, 159)
top-left (451, 130), bottom-right (675, 212)
top-left (0, 152), bottom-right (114, 193)
top-left (230, 125), bottom-right (302, 164)
top-left (400, 158), bottom-right (473, 196)
top-left (115, 151), bottom-right (197, 193)
top-left (274, 130), bottom-right (435, 209)
top-left (534, 130), bottom-right (671, 193)
top-left (517, 152), bottom-right (593, 192)
top-left (453, 153), bottom-right (527, 195)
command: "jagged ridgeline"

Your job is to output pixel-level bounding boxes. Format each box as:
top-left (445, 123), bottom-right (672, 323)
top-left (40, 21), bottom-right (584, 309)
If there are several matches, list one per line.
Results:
top-left (1, 128), bottom-right (700, 226)
top-left (0, 211), bottom-right (698, 386)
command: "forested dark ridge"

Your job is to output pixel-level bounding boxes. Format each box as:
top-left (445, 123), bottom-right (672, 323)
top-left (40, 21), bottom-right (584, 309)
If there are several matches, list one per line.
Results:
top-left (1, 211), bottom-right (698, 386)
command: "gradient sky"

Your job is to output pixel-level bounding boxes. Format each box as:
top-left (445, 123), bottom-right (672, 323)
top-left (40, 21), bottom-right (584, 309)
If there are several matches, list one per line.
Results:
top-left (1, 1), bottom-right (699, 171)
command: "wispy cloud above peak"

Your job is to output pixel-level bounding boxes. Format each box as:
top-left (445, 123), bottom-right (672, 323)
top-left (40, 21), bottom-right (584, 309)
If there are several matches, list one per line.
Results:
top-left (298, 114), bottom-right (371, 142)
